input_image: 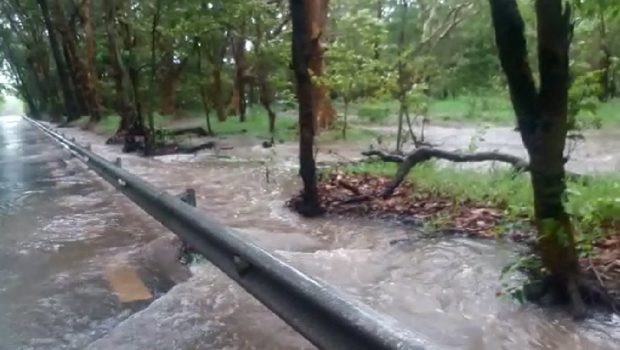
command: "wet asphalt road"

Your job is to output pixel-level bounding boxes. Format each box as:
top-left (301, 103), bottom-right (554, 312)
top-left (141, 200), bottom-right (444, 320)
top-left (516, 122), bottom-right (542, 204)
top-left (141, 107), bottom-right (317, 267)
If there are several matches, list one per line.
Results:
top-left (0, 116), bottom-right (184, 350)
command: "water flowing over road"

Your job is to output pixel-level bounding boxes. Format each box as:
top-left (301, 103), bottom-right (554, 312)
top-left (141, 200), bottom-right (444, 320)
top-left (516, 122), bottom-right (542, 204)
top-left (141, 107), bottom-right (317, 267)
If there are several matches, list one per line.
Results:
top-left (2, 115), bottom-right (620, 349)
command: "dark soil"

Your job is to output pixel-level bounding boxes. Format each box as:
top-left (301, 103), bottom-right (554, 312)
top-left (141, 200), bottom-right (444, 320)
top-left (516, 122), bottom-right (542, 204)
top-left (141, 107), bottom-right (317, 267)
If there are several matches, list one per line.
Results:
top-left (287, 169), bottom-right (534, 241)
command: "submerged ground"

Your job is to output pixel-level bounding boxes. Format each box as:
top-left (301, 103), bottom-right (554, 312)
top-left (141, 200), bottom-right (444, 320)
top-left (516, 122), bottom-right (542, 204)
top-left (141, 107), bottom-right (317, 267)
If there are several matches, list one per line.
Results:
top-left (3, 110), bottom-right (616, 348)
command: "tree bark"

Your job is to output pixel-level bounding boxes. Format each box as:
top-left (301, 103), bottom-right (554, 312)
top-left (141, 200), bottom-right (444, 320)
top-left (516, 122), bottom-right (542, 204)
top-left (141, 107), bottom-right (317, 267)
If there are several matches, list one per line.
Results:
top-left (159, 67), bottom-right (177, 116)
top-left (304, 0), bottom-right (336, 131)
top-left (212, 66), bottom-right (226, 121)
top-left (230, 25), bottom-right (248, 121)
top-left (291, 0), bottom-right (323, 216)
top-left (55, 0), bottom-right (98, 121)
top-left (36, 0), bottom-right (79, 121)
top-left (103, 0), bottom-right (139, 134)
top-left (79, 0), bottom-right (103, 121)
top-left (488, 0), bottom-right (585, 317)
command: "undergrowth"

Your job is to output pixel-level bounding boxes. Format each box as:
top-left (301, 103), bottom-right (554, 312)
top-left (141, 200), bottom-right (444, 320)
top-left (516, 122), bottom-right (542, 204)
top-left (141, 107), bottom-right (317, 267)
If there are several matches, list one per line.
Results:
top-left (71, 113), bottom-right (172, 135)
top-left (339, 160), bottom-right (620, 246)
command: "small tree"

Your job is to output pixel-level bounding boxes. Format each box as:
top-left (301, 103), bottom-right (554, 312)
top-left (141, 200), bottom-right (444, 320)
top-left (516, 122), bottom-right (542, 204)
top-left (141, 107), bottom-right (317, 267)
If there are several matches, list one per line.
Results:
top-left (322, 8), bottom-right (386, 138)
top-left (291, 0), bottom-right (323, 216)
top-left (488, 0), bottom-right (586, 317)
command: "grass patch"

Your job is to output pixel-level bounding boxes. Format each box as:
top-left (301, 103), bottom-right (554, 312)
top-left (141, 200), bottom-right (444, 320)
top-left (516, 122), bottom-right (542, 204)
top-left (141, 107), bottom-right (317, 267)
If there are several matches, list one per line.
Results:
top-left (200, 109), bottom-right (379, 143)
top-left (317, 123), bottom-right (381, 143)
top-left (208, 108), bottom-right (298, 141)
top-left (429, 95), bottom-right (515, 125)
top-left (337, 160), bottom-right (620, 245)
top-left (428, 95), bottom-right (620, 127)
top-left (71, 113), bottom-right (173, 135)
top-left (337, 95), bottom-right (620, 128)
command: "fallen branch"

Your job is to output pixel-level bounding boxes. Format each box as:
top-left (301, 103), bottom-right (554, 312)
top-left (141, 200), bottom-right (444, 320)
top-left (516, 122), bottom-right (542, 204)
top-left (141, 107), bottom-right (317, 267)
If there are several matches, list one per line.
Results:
top-left (362, 148), bottom-right (588, 197)
top-left (337, 180), bottom-right (361, 195)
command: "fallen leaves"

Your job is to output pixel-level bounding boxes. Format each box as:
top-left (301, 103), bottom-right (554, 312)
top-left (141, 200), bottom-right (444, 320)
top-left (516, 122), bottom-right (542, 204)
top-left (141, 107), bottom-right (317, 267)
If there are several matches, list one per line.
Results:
top-left (315, 170), bottom-right (513, 237)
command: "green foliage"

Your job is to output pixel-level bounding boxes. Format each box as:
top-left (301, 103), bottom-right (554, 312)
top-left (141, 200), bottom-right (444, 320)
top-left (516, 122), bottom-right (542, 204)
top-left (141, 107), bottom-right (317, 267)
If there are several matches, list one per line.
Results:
top-left (357, 102), bottom-right (394, 123)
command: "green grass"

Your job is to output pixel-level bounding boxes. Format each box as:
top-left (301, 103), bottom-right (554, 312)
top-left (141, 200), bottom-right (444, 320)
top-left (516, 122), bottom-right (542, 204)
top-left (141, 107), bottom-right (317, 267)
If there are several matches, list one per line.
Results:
top-left (71, 113), bottom-right (173, 135)
top-left (342, 95), bottom-right (620, 128)
top-left (339, 160), bottom-right (620, 243)
top-left (207, 108), bottom-right (297, 141)
top-left (428, 95), bottom-right (620, 127)
top-left (197, 108), bottom-right (379, 143)
top-left (429, 95), bottom-right (515, 125)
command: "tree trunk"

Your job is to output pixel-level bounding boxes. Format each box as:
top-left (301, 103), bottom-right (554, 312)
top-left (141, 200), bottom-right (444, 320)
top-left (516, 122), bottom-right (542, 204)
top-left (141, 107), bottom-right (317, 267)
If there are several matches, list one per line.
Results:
top-left (60, 40), bottom-right (88, 116)
top-left (196, 42), bottom-right (213, 135)
top-left (103, 0), bottom-right (139, 134)
top-left (55, 0), bottom-right (98, 120)
top-left (35, 0), bottom-right (79, 121)
top-left (159, 68), bottom-right (177, 116)
top-left (79, 0), bottom-right (103, 121)
top-left (488, 0), bottom-right (585, 317)
top-left (597, 14), bottom-right (613, 101)
top-left (291, 0), bottom-right (323, 216)
top-left (304, 0), bottom-right (336, 131)
top-left (212, 66), bottom-right (226, 122)
top-left (230, 32), bottom-right (248, 121)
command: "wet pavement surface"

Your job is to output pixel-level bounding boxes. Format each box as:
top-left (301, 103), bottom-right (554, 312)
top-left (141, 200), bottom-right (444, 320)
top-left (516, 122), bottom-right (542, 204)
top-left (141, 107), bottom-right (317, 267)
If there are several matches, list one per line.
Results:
top-left (2, 116), bottom-right (620, 349)
top-left (0, 116), bottom-right (188, 350)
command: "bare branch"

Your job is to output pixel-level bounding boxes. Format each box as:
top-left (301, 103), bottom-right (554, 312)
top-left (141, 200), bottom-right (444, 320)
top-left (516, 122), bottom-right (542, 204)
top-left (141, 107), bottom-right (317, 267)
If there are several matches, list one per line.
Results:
top-left (362, 147), bottom-right (587, 198)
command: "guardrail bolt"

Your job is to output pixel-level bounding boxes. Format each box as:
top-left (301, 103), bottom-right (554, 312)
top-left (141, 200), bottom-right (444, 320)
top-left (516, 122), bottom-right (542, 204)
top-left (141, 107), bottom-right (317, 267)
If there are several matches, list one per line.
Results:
top-left (233, 256), bottom-right (252, 275)
top-left (178, 188), bottom-right (196, 207)
top-left (114, 157), bottom-right (122, 167)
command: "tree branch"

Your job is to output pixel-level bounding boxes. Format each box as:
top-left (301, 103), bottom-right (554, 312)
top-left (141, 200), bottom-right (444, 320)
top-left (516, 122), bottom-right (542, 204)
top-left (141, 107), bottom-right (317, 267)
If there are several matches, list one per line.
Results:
top-left (362, 148), bottom-right (587, 198)
top-left (267, 14), bottom-right (291, 40)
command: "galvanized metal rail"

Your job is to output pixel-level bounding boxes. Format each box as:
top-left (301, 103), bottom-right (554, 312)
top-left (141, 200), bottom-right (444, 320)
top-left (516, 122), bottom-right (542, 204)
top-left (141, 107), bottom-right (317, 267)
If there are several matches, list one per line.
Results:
top-left (25, 116), bottom-right (428, 350)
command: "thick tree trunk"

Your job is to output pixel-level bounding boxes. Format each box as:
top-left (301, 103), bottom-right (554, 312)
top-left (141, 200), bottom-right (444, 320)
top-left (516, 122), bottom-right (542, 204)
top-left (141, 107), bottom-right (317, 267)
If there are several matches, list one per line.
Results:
top-left (36, 0), bottom-right (79, 121)
top-left (488, 0), bottom-right (585, 317)
top-left (304, 0), bottom-right (336, 131)
top-left (159, 69), bottom-right (177, 116)
top-left (79, 0), bottom-right (103, 121)
top-left (212, 66), bottom-right (226, 122)
top-left (103, 0), bottom-right (139, 134)
top-left (230, 33), bottom-right (248, 121)
top-left (55, 0), bottom-right (99, 121)
top-left (291, 0), bottom-right (323, 216)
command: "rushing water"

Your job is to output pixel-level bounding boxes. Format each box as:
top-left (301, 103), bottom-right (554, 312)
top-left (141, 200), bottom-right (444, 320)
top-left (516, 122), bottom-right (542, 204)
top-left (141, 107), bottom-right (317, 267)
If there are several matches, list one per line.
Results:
top-left (2, 116), bottom-right (620, 349)
top-left (0, 117), bottom-right (188, 350)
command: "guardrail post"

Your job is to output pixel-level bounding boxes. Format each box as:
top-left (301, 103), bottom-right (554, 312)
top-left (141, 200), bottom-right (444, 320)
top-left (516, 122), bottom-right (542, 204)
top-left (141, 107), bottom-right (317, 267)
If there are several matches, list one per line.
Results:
top-left (177, 189), bottom-right (197, 264)
top-left (114, 157), bottom-right (122, 167)
top-left (177, 188), bottom-right (196, 207)
top-left (71, 137), bottom-right (76, 142)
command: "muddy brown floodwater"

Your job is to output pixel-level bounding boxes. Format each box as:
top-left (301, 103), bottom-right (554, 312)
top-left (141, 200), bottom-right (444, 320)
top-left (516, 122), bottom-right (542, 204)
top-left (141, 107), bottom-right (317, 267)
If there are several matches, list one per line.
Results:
top-left (31, 121), bottom-right (616, 350)
top-left (360, 123), bottom-right (620, 174)
top-left (0, 115), bottom-right (615, 350)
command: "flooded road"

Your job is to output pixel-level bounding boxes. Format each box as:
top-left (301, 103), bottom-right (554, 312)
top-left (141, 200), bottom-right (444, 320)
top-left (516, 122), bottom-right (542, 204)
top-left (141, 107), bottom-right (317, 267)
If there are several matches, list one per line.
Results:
top-left (38, 121), bottom-right (620, 350)
top-left (0, 116), bottom-right (189, 350)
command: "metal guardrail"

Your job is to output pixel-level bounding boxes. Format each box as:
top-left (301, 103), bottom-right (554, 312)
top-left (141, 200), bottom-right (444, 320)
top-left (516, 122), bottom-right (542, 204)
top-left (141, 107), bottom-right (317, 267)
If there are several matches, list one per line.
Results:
top-left (25, 116), bottom-right (427, 350)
